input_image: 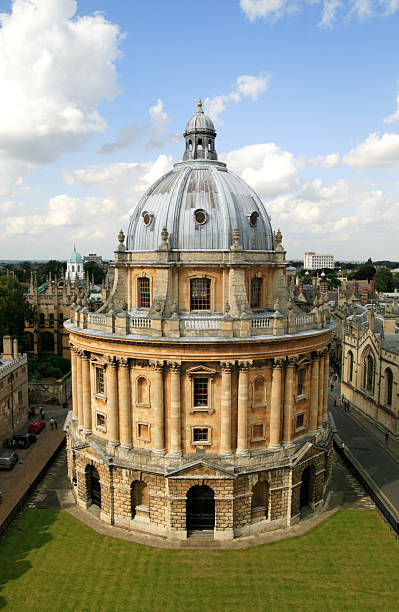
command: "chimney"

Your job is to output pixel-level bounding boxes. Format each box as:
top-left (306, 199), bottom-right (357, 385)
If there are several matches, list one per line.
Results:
top-left (12, 337), bottom-right (18, 360)
top-left (2, 335), bottom-right (13, 360)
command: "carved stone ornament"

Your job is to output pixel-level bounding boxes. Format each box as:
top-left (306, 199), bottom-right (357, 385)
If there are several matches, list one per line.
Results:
top-left (238, 360), bottom-right (253, 371)
top-left (287, 356), bottom-right (298, 367)
top-left (119, 357), bottom-right (129, 368)
top-left (149, 360), bottom-right (164, 371)
top-left (167, 361), bottom-right (182, 372)
top-left (220, 360), bottom-right (235, 372)
top-left (273, 358), bottom-right (285, 368)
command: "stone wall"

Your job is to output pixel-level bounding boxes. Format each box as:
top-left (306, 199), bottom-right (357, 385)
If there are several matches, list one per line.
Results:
top-left (28, 372), bottom-right (71, 405)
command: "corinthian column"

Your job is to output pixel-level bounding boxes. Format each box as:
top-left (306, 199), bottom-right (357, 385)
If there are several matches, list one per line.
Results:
top-left (283, 357), bottom-right (296, 444)
top-left (76, 350), bottom-right (83, 429)
top-left (119, 358), bottom-right (132, 449)
top-left (220, 361), bottom-right (234, 457)
top-left (269, 359), bottom-right (284, 447)
top-left (168, 362), bottom-right (182, 457)
top-left (81, 353), bottom-right (92, 434)
top-left (70, 345), bottom-right (78, 420)
top-left (107, 357), bottom-right (119, 446)
top-left (323, 349), bottom-right (330, 423)
top-left (317, 351), bottom-right (325, 428)
top-left (309, 352), bottom-right (320, 432)
top-left (151, 361), bottom-right (165, 456)
top-left (237, 360), bottom-right (252, 456)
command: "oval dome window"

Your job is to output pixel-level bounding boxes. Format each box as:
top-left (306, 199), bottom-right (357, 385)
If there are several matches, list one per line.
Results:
top-left (194, 209), bottom-right (207, 225)
top-left (249, 211), bottom-right (259, 227)
top-left (142, 211), bottom-right (153, 227)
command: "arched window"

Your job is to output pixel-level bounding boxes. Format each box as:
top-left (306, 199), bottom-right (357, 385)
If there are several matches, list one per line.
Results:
top-left (385, 368), bottom-right (393, 406)
top-left (297, 368), bottom-right (305, 396)
top-left (59, 312), bottom-right (64, 326)
top-left (22, 332), bottom-right (34, 352)
top-left (251, 481), bottom-right (269, 520)
top-left (39, 312), bottom-right (45, 327)
top-left (72, 265), bottom-right (75, 273)
top-left (138, 276), bottom-right (151, 308)
top-left (347, 351), bottom-right (353, 382)
top-left (188, 140), bottom-right (192, 151)
top-left (136, 376), bottom-right (150, 406)
top-left (197, 138), bottom-right (203, 150)
top-left (41, 332), bottom-right (54, 352)
top-left (363, 352), bottom-right (375, 394)
top-left (208, 141), bottom-right (212, 151)
top-left (49, 313), bottom-right (54, 328)
top-left (190, 278), bottom-right (211, 310)
top-left (250, 277), bottom-right (262, 308)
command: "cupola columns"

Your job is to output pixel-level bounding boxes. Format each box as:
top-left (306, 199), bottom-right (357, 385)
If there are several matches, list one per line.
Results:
top-left (183, 100), bottom-right (218, 161)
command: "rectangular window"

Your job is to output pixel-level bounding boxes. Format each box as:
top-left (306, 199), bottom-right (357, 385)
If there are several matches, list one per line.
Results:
top-left (252, 423), bottom-right (265, 440)
top-left (18, 391), bottom-right (23, 403)
top-left (193, 427), bottom-right (209, 442)
top-left (96, 413), bottom-right (106, 430)
top-left (296, 413), bottom-right (305, 430)
top-left (297, 369), bottom-right (305, 397)
top-left (250, 278), bottom-right (262, 309)
top-left (137, 423), bottom-right (150, 441)
top-left (96, 368), bottom-right (105, 396)
top-left (193, 377), bottom-right (208, 407)
top-left (190, 278), bottom-right (210, 310)
top-left (138, 277), bottom-right (151, 308)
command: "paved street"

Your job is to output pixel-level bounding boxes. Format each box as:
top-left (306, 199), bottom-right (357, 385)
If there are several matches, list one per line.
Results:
top-left (329, 381), bottom-right (399, 513)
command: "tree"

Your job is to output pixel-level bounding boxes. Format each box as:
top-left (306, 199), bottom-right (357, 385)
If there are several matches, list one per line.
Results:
top-left (84, 261), bottom-right (106, 285)
top-left (0, 275), bottom-right (34, 342)
top-left (392, 274), bottom-right (399, 291)
top-left (37, 260), bottom-right (65, 285)
top-left (326, 272), bottom-right (341, 290)
top-left (349, 263), bottom-right (376, 281)
top-left (373, 267), bottom-right (394, 292)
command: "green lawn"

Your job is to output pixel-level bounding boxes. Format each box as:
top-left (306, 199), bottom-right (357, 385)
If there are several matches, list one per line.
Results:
top-left (0, 509), bottom-right (398, 611)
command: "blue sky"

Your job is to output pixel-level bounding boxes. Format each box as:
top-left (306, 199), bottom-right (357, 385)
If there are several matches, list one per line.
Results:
top-left (1, 0), bottom-right (399, 261)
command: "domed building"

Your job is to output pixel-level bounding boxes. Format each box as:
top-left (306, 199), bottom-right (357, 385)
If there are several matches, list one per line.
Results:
top-left (65, 102), bottom-right (334, 541)
top-left (66, 246), bottom-right (84, 282)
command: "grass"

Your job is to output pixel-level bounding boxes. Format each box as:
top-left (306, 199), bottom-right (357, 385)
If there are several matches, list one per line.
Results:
top-left (0, 508), bottom-right (398, 611)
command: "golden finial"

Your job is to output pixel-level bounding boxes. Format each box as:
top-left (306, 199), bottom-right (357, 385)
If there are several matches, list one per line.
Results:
top-left (197, 98), bottom-right (203, 110)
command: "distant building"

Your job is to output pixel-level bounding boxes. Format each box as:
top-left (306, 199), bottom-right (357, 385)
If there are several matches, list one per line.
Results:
top-left (0, 336), bottom-right (28, 440)
top-left (304, 252), bottom-right (334, 270)
top-left (83, 253), bottom-right (103, 266)
top-left (66, 246), bottom-right (84, 282)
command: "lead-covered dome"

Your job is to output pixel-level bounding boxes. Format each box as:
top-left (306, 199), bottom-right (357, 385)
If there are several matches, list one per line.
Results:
top-left (126, 103), bottom-right (274, 252)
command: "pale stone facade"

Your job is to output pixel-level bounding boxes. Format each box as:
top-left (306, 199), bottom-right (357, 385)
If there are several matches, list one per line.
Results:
top-left (0, 336), bottom-right (28, 441)
top-left (65, 104), bottom-right (333, 540)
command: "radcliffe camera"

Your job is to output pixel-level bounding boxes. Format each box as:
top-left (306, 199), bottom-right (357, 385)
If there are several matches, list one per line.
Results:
top-left (0, 1), bottom-right (399, 610)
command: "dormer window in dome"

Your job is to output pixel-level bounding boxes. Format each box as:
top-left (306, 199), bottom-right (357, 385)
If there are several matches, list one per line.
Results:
top-left (142, 211), bottom-right (154, 227)
top-left (194, 209), bottom-right (207, 225)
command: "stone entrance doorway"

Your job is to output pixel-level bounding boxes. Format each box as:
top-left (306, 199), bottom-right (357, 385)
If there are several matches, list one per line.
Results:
top-left (186, 485), bottom-right (215, 535)
top-left (300, 466), bottom-right (313, 510)
top-left (87, 466), bottom-right (101, 508)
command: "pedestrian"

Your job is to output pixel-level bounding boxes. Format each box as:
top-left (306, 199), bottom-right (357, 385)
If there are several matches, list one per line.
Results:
top-left (41, 410), bottom-right (45, 421)
top-left (54, 419), bottom-right (58, 430)
top-left (385, 431), bottom-right (389, 445)
top-left (334, 396), bottom-right (337, 406)
top-left (39, 406), bottom-right (43, 417)
top-left (341, 393), bottom-right (344, 401)
top-left (49, 417), bottom-right (54, 430)
top-left (347, 400), bottom-right (350, 412)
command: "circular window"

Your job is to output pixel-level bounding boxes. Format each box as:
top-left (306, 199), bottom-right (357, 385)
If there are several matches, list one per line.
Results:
top-left (249, 211), bottom-right (259, 227)
top-left (194, 209), bottom-right (207, 225)
top-left (142, 211), bottom-right (153, 227)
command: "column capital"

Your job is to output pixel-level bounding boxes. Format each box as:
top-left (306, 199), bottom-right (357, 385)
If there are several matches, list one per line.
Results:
top-left (80, 352), bottom-right (90, 361)
top-left (167, 361), bottom-right (182, 372)
top-left (149, 359), bottom-right (164, 371)
top-left (106, 355), bottom-right (117, 367)
top-left (238, 360), bottom-right (253, 371)
top-left (118, 357), bottom-right (130, 368)
top-left (220, 360), bottom-right (235, 372)
top-left (312, 350), bottom-right (322, 361)
top-left (273, 358), bottom-right (285, 369)
top-left (286, 356), bottom-right (298, 367)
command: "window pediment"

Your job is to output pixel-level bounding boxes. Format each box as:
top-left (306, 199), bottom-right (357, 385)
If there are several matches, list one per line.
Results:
top-left (186, 365), bottom-right (217, 378)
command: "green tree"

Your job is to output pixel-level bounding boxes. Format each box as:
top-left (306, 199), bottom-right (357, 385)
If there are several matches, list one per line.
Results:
top-left (392, 274), bottom-right (399, 290)
top-left (84, 261), bottom-right (106, 285)
top-left (0, 276), bottom-right (34, 341)
top-left (326, 272), bottom-right (341, 290)
top-left (37, 260), bottom-right (65, 285)
top-left (349, 263), bottom-right (376, 281)
top-left (373, 267), bottom-right (394, 292)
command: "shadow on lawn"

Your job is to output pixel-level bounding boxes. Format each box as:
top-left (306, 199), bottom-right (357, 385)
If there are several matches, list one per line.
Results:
top-left (0, 509), bottom-right (59, 609)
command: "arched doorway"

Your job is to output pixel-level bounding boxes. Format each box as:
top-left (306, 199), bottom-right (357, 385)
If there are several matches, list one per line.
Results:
top-left (186, 485), bottom-right (215, 533)
top-left (299, 466), bottom-right (313, 510)
top-left (86, 465), bottom-right (101, 508)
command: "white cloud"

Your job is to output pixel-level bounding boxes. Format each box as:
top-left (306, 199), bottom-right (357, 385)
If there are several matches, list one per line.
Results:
top-left (204, 74), bottom-right (271, 122)
top-left (384, 93), bottom-right (399, 124)
top-left (343, 132), bottom-right (399, 167)
top-left (240, 0), bottom-right (296, 22)
top-left (300, 153), bottom-right (340, 168)
top-left (0, 0), bottom-right (122, 164)
top-left (319, 0), bottom-right (343, 28)
top-left (222, 143), bottom-right (299, 197)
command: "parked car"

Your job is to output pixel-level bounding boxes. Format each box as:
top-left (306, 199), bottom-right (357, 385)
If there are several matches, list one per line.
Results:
top-left (25, 433), bottom-right (37, 444)
top-left (13, 435), bottom-right (31, 449)
top-left (28, 420), bottom-right (46, 434)
top-left (0, 451), bottom-right (19, 470)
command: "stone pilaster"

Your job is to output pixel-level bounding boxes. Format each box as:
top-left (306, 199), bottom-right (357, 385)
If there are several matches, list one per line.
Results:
top-left (118, 358), bottom-right (132, 449)
top-left (309, 352), bottom-right (321, 432)
top-left (323, 349), bottom-right (329, 423)
top-left (81, 353), bottom-right (92, 434)
top-left (220, 361), bottom-right (234, 457)
top-left (237, 360), bottom-right (252, 456)
top-left (269, 358), bottom-right (284, 447)
top-left (107, 356), bottom-right (119, 446)
top-left (168, 362), bottom-right (182, 457)
top-left (76, 349), bottom-right (83, 429)
top-left (70, 345), bottom-right (78, 421)
top-left (150, 360), bottom-right (165, 456)
top-left (317, 350), bottom-right (325, 428)
top-left (283, 357), bottom-right (296, 445)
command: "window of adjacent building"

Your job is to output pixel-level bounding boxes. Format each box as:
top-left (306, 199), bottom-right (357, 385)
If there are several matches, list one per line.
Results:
top-left (96, 368), bottom-right (105, 396)
top-left (296, 413), bottom-right (305, 430)
top-left (363, 353), bottom-right (375, 394)
top-left (49, 313), bottom-right (54, 328)
top-left (193, 377), bottom-right (208, 408)
top-left (39, 313), bottom-right (45, 327)
top-left (96, 412), bottom-right (106, 430)
top-left (250, 277), bottom-right (262, 309)
top-left (18, 391), bottom-right (23, 403)
top-left (190, 278), bottom-right (210, 311)
top-left (59, 312), bottom-right (64, 325)
top-left (348, 351), bottom-right (353, 382)
top-left (252, 423), bottom-right (265, 441)
top-left (138, 276), bottom-right (151, 309)
top-left (297, 369), bottom-right (305, 397)
top-left (137, 423), bottom-right (150, 441)
top-left (385, 368), bottom-right (393, 406)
